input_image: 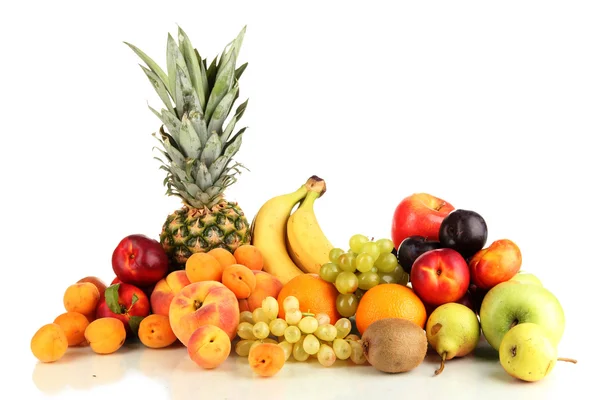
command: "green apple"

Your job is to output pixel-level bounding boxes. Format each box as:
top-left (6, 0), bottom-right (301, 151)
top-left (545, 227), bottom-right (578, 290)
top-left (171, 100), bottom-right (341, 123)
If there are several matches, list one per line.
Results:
top-left (479, 281), bottom-right (565, 350)
top-left (509, 271), bottom-right (543, 286)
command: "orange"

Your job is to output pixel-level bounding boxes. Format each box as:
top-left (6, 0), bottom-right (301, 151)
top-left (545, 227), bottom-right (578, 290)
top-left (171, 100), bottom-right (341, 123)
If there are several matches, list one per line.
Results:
top-left (277, 274), bottom-right (341, 324)
top-left (355, 283), bottom-right (427, 335)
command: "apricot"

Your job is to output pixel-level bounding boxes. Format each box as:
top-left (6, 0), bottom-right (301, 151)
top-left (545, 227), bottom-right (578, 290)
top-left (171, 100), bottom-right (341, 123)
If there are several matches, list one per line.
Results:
top-left (53, 312), bottom-right (90, 346)
top-left (248, 343), bottom-right (285, 377)
top-left (63, 282), bottom-right (100, 315)
top-left (138, 314), bottom-right (177, 349)
top-left (30, 323), bottom-right (68, 363)
top-left (208, 248), bottom-right (237, 269)
top-left (185, 253), bottom-right (224, 283)
top-left (222, 264), bottom-right (257, 299)
top-left (84, 317), bottom-right (126, 354)
top-left (239, 271), bottom-right (284, 312)
top-left (77, 276), bottom-right (108, 298)
top-left (187, 325), bottom-right (231, 369)
top-left (234, 245), bottom-right (264, 271)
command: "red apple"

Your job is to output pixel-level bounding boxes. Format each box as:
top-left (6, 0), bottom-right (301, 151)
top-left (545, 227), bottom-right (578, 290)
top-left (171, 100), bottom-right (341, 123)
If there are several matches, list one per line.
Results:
top-left (410, 248), bottom-right (470, 306)
top-left (469, 239), bottom-right (522, 290)
top-left (391, 193), bottom-right (455, 249)
top-left (96, 282), bottom-right (150, 336)
top-left (112, 234), bottom-right (169, 287)
top-left (111, 276), bottom-right (155, 300)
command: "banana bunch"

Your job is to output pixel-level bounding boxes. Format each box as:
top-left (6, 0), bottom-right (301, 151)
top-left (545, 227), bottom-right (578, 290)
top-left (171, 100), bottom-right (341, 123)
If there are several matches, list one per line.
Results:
top-left (250, 176), bottom-right (334, 285)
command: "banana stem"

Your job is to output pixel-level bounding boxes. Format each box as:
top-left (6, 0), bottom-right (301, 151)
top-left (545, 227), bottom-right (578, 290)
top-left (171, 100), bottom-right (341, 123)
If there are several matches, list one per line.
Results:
top-left (557, 357), bottom-right (578, 364)
top-left (435, 352), bottom-right (447, 376)
top-left (305, 175), bottom-right (326, 196)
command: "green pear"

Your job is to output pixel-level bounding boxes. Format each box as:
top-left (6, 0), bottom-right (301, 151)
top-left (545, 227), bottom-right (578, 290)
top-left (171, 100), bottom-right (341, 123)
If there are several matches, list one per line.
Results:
top-left (499, 322), bottom-right (577, 382)
top-left (479, 281), bottom-right (565, 350)
top-left (509, 271), bottom-right (543, 286)
top-left (425, 302), bottom-right (480, 375)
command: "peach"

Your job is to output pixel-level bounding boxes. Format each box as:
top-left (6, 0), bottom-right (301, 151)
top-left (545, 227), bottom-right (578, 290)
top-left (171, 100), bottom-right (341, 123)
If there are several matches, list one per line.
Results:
top-left (150, 270), bottom-right (191, 316)
top-left (84, 317), bottom-right (127, 354)
top-left (248, 343), bottom-right (285, 377)
top-left (30, 323), bottom-right (68, 363)
top-left (77, 276), bottom-right (108, 298)
top-left (53, 311), bottom-right (90, 346)
top-left (222, 264), bottom-right (257, 299)
top-left (63, 282), bottom-right (100, 315)
top-left (138, 314), bottom-right (178, 349)
top-left (208, 248), bottom-right (237, 269)
top-left (169, 281), bottom-right (239, 346)
top-left (185, 252), bottom-right (224, 283)
top-left (239, 270), bottom-right (283, 312)
top-left (187, 325), bottom-right (231, 369)
top-left (469, 239), bottom-right (522, 290)
top-left (234, 244), bottom-right (264, 271)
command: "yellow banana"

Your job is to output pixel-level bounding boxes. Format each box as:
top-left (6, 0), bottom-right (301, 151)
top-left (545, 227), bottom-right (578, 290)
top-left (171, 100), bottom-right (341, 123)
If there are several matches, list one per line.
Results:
top-left (286, 179), bottom-right (334, 274)
top-left (251, 181), bottom-right (309, 285)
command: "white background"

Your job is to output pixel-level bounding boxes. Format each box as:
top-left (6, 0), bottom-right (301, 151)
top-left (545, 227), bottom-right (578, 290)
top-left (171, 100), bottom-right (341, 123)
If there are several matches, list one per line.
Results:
top-left (1, 0), bottom-right (598, 399)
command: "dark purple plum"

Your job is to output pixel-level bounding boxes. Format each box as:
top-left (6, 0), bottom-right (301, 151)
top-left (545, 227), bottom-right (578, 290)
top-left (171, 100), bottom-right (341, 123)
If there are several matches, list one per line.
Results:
top-left (439, 209), bottom-right (487, 260)
top-left (397, 236), bottom-right (442, 276)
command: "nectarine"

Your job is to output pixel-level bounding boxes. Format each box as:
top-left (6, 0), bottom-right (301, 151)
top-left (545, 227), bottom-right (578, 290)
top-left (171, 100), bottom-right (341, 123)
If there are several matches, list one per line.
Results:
top-left (187, 325), bottom-right (231, 369)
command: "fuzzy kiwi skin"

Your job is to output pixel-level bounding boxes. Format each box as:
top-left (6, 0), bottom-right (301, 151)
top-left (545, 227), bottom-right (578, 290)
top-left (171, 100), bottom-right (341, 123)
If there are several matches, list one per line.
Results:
top-left (361, 318), bottom-right (428, 373)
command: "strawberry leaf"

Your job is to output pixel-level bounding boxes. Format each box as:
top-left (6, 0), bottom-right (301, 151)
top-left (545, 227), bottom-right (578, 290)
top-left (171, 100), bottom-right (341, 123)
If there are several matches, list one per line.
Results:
top-left (105, 284), bottom-right (123, 314)
top-left (129, 316), bottom-right (144, 336)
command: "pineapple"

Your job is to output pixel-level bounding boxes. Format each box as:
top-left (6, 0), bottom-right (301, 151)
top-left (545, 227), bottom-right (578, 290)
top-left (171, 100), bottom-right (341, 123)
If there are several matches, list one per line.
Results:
top-left (126, 26), bottom-right (251, 269)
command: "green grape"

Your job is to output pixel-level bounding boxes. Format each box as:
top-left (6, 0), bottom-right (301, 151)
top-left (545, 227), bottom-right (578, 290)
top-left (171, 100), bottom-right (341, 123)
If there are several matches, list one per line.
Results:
top-left (237, 322), bottom-right (256, 340)
top-left (334, 318), bottom-right (352, 338)
top-left (250, 340), bottom-right (263, 352)
top-left (252, 307), bottom-right (270, 324)
top-left (269, 318), bottom-right (288, 337)
top-left (336, 293), bottom-right (358, 317)
top-left (335, 271), bottom-right (359, 294)
top-left (262, 296), bottom-right (280, 321)
top-left (357, 271), bottom-right (380, 290)
top-left (375, 253), bottom-right (398, 273)
top-left (338, 253), bottom-right (357, 272)
top-left (393, 265), bottom-right (410, 286)
top-left (302, 334), bottom-right (320, 355)
top-left (283, 296), bottom-right (300, 313)
top-left (360, 241), bottom-right (380, 260)
top-left (319, 262), bottom-right (341, 283)
top-left (235, 339), bottom-right (255, 357)
top-left (239, 311), bottom-right (254, 324)
top-left (284, 325), bottom-right (302, 343)
top-left (315, 324), bottom-right (338, 342)
top-left (262, 338), bottom-right (279, 345)
top-left (298, 316), bottom-right (318, 334)
top-left (329, 247), bottom-right (345, 264)
top-left (332, 338), bottom-right (352, 360)
top-left (349, 234), bottom-right (369, 254)
top-left (292, 337), bottom-right (309, 361)
top-left (317, 343), bottom-right (336, 367)
top-left (285, 309), bottom-right (303, 325)
top-left (278, 341), bottom-right (293, 361)
top-left (370, 266), bottom-right (379, 273)
top-left (345, 334), bottom-right (360, 342)
top-left (349, 340), bottom-right (367, 364)
top-left (315, 313), bottom-right (330, 326)
top-left (354, 288), bottom-right (366, 302)
top-left (378, 272), bottom-right (397, 284)
top-left (355, 253), bottom-right (375, 273)
top-left (252, 321), bottom-right (270, 340)
top-left (376, 238), bottom-right (395, 254)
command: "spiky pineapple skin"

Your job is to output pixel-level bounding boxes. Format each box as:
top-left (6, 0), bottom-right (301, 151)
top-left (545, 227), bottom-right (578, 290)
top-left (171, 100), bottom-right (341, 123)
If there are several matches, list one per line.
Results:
top-left (160, 201), bottom-right (250, 269)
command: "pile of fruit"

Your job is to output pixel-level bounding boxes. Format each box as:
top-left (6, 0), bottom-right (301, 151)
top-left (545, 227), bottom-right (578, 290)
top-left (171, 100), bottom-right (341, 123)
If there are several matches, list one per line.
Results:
top-left (30, 26), bottom-right (577, 384)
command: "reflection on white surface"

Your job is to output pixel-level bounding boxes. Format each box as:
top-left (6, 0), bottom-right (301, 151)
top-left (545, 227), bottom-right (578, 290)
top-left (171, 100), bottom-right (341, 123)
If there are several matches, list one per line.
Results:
top-left (30, 338), bottom-right (580, 400)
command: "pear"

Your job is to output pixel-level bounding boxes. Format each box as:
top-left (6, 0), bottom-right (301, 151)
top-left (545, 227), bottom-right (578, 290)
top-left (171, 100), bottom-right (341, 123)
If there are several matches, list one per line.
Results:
top-left (425, 302), bottom-right (480, 375)
top-left (499, 322), bottom-right (576, 382)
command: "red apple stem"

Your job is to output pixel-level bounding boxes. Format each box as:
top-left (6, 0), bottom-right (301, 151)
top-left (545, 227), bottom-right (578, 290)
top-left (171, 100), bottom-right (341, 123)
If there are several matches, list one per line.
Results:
top-left (434, 352), bottom-right (447, 376)
top-left (557, 357), bottom-right (578, 364)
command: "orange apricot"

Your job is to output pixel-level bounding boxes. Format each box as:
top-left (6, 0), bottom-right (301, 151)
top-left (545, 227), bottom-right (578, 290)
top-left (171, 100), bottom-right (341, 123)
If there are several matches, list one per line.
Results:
top-left (234, 245), bottom-right (264, 271)
top-left (84, 317), bottom-right (126, 355)
top-left (77, 276), bottom-right (108, 298)
top-left (185, 252), bottom-right (224, 283)
top-left (53, 312), bottom-right (90, 346)
top-left (63, 282), bottom-right (100, 315)
top-left (222, 264), bottom-right (257, 299)
top-left (138, 314), bottom-right (177, 349)
top-left (31, 323), bottom-right (68, 363)
top-left (248, 343), bottom-right (285, 377)
top-left (187, 325), bottom-right (231, 369)
top-left (208, 248), bottom-right (237, 269)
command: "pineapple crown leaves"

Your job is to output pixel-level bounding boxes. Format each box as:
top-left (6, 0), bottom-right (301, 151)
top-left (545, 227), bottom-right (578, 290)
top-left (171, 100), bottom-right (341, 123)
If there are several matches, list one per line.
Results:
top-left (125, 26), bottom-right (249, 208)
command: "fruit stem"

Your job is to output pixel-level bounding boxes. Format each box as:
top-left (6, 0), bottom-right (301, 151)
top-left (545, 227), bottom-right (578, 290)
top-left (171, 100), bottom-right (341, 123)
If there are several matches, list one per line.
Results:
top-left (557, 357), bottom-right (578, 364)
top-left (305, 176), bottom-right (326, 196)
top-left (434, 352), bottom-right (447, 376)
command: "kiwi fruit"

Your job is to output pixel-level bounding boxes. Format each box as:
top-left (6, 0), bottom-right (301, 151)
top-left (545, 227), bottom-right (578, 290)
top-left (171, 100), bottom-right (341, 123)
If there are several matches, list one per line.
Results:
top-left (360, 317), bottom-right (428, 373)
